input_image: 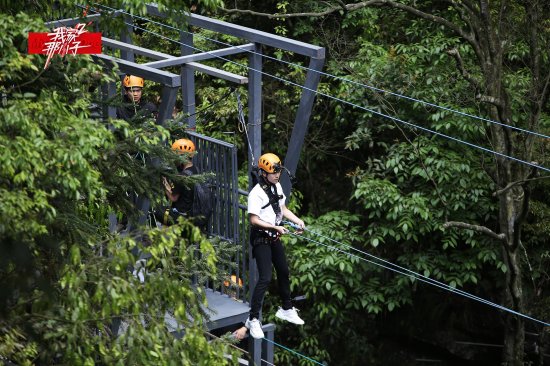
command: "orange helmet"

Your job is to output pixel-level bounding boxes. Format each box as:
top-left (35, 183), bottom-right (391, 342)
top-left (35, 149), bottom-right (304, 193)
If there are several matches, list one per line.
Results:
top-left (223, 275), bottom-right (243, 288)
top-left (171, 138), bottom-right (195, 154)
top-left (123, 75), bottom-right (144, 88)
top-left (258, 153), bottom-right (282, 173)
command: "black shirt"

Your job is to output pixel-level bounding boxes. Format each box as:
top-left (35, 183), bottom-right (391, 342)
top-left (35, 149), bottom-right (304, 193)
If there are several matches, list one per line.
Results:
top-left (116, 95), bottom-right (158, 122)
top-left (172, 165), bottom-right (199, 215)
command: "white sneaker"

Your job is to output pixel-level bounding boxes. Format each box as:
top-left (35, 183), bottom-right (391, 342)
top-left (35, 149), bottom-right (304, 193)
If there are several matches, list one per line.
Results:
top-left (275, 307), bottom-right (305, 325)
top-left (245, 318), bottom-right (265, 339)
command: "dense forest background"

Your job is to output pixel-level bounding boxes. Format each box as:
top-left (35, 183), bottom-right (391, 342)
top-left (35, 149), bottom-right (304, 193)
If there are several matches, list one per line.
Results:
top-left (1, 0), bottom-right (550, 365)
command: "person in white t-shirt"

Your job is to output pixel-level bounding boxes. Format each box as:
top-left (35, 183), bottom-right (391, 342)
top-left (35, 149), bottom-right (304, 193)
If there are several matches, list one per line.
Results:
top-left (245, 153), bottom-right (305, 339)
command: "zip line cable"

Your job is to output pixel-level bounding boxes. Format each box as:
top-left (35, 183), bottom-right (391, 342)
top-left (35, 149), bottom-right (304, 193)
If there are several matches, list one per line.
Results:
top-left (204, 331), bottom-right (274, 366)
top-left (91, 3), bottom-right (550, 141)
top-left (182, 87), bottom-right (235, 120)
top-left (206, 323), bottom-right (314, 366)
top-left (204, 330), bottom-right (250, 357)
top-left (262, 337), bottom-right (326, 366)
top-left (282, 222), bottom-right (550, 328)
top-left (86, 5), bottom-right (550, 175)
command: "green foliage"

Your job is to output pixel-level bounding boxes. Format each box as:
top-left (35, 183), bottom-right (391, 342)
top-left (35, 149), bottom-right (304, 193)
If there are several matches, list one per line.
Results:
top-left (2, 222), bottom-right (240, 365)
top-left (522, 178), bottom-right (550, 320)
top-left (352, 135), bottom-right (503, 281)
top-left (229, 3), bottom-right (530, 363)
top-left (0, 13), bottom-right (44, 83)
top-left (276, 211), bottom-right (378, 364)
top-left (0, 8), bottom-right (243, 365)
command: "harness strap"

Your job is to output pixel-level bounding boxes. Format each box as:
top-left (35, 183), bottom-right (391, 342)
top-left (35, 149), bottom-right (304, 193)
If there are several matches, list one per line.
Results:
top-left (259, 179), bottom-right (283, 217)
top-left (250, 177), bottom-right (283, 243)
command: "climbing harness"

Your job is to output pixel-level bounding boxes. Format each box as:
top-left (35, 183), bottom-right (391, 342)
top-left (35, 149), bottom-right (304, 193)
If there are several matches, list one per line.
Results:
top-left (249, 174), bottom-right (285, 244)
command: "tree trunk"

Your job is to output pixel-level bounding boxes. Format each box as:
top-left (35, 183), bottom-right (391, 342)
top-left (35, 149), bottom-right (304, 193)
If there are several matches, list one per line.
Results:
top-left (501, 235), bottom-right (525, 365)
top-left (498, 169), bottom-right (528, 365)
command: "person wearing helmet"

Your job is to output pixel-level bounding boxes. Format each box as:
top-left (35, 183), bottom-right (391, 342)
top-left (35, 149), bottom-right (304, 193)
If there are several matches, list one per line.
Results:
top-left (116, 75), bottom-right (158, 122)
top-left (162, 138), bottom-right (199, 219)
top-left (245, 152), bottom-right (305, 339)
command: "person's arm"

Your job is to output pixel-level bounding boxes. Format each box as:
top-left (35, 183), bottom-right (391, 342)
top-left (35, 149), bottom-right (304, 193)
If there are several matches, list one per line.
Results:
top-left (232, 325), bottom-right (248, 340)
top-left (249, 214), bottom-right (288, 236)
top-left (282, 205), bottom-right (305, 234)
top-left (163, 176), bottom-right (180, 202)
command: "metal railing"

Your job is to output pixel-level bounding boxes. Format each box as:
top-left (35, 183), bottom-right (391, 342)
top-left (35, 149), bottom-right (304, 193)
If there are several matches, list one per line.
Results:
top-left (187, 132), bottom-right (251, 303)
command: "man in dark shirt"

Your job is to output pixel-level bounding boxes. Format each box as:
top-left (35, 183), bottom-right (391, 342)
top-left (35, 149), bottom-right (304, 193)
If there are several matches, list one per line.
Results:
top-left (163, 138), bottom-right (198, 217)
top-left (116, 75), bottom-right (157, 122)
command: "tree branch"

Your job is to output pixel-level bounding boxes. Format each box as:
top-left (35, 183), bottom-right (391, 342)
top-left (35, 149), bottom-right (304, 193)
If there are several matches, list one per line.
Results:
top-left (479, 0), bottom-right (498, 60)
top-left (5, 68), bottom-right (47, 93)
top-left (334, 0), bottom-right (349, 15)
top-left (222, 1), bottom-right (485, 66)
top-left (446, 47), bottom-right (480, 90)
top-left (443, 221), bottom-right (505, 241)
top-left (540, 69), bottom-right (550, 114)
top-left (221, 4), bottom-right (345, 19)
top-left (476, 93), bottom-right (504, 108)
top-left (492, 173), bottom-right (549, 197)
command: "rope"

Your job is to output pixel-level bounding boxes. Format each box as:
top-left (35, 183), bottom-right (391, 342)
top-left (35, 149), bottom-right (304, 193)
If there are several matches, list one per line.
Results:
top-left (204, 330), bottom-right (249, 357)
top-left (263, 337), bottom-right (326, 366)
top-left (85, 5), bottom-right (550, 175)
top-left (282, 221), bottom-right (550, 328)
top-left (91, 3), bottom-right (550, 141)
top-left (234, 89), bottom-right (256, 164)
top-left (182, 87), bottom-right (235, 120)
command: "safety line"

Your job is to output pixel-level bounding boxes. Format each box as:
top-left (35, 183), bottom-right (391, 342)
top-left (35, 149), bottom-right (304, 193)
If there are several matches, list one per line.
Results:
top-left (85, 5), bottom-right (550, 174)
top-left (234, 89), bottom-right (256, 164)
top-left (286, 230), bottom-right (490, 304)
top-left (204, 330), bottom-right (249, 357)
top-left (283, 222), bottom-right (550, 328)
top-left (286, 224), bottom-right (501, 308)
top-left (263, 337), bottom-right (326, 366)
top-left (182, 87), bottom-right (235, 120)
top-left (204, 331), bottom-right (276, 366)
top-left (92, 3), bottom-right (550, 140)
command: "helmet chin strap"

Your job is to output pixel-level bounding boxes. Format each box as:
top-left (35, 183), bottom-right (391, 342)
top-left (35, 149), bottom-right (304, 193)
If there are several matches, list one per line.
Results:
top-left (282, 166), bottom-right (297, 185)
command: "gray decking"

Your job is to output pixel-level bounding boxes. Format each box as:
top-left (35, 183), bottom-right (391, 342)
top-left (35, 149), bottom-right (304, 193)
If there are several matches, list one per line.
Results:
top-left (204, 288), bottom-right (250, 330)
top-left (165, 289), bottom-right (250, 335)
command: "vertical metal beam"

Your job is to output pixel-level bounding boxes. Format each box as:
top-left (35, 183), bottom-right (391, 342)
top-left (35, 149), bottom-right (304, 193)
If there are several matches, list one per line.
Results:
top-left (120, 14), bottom-right (134, 62)
top-left (136, 196), bottom-right (150, 227)
top-left (280, 56), bottom-right (325, 199)
top-left (156, 86), bottom-right (178, 126)
top-left (180, 30), bottom-right (196, 128)
top-left (247, 43), bottom-right (262, 308)
top-left (101, 81), bottom-right (117, 121)
top-left (250, 337), bottom-right (262, 366)
top-left (248, 324), bottom-right (275, 366)
top-left (248, 43), bottom-right (263, 187)
top-left (231, 144), bottom-right (239, 262)
top-left (103, 80), bottom-right (118, 241)
top-left (262, 324), bottom-right (276, 365)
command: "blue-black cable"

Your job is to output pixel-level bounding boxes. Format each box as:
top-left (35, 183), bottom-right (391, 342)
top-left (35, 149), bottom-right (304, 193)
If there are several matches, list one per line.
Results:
top-left (282, 221), bottom-right (550, 328)
top-left (91, 3), bottom-right (550, 141)
top-left (86, 4), bottom-right (550, 175)
top-left (263, 337), bottom-right (326, 366)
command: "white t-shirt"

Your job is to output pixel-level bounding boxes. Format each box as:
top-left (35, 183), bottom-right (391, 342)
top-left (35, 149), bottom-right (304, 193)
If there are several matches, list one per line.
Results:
top-left (248, 182), bottom-right (286, 226)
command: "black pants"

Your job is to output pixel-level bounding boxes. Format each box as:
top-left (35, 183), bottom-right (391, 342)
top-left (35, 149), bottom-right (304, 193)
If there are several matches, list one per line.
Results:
top-left (249, 238), bottom-right (292, 320)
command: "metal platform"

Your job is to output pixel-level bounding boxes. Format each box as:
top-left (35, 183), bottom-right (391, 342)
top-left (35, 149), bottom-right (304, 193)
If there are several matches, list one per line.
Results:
top-left (163, 288), bottom-right (249, 334)
top-left (204, 288), bottom-right (250, 330)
